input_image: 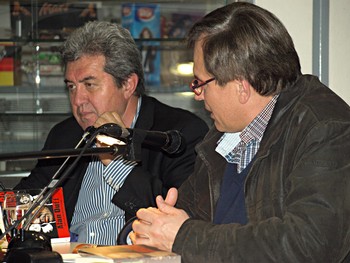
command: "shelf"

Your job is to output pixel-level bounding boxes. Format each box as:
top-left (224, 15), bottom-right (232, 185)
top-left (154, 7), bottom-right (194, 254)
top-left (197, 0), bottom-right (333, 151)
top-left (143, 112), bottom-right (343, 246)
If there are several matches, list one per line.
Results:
top-left (0, 37), bottom-right (187, 43)
top-left (0, 112), bottom-right (71, 116)
top-left (0, 0), bottom-right (222, 176)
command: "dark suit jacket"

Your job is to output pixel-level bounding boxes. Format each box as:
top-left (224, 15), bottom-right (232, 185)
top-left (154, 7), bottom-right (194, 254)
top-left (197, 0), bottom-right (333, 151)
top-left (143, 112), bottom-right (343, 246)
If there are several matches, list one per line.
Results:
top-left (15, 96), bottom-right (209, 224)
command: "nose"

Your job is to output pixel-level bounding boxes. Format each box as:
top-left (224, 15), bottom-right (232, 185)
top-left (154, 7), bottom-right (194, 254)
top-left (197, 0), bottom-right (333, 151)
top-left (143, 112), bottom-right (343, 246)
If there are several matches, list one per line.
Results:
top-left (70, 85), bottom-right (88, 107)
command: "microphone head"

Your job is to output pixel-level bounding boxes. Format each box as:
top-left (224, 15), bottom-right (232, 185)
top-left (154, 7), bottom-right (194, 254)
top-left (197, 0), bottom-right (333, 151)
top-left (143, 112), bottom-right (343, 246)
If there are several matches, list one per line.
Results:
top-left (163, 130), bottom-right (186, 155)
top-left (84, 123), bottom-right (130, 142)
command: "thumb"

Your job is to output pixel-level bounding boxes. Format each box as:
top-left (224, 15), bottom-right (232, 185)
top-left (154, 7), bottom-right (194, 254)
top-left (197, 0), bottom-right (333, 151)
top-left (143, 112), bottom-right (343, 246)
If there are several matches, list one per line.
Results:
top-left (164, 187), bottom-right (178, 206)
top-left (156, 195), bottom-right (176, 215)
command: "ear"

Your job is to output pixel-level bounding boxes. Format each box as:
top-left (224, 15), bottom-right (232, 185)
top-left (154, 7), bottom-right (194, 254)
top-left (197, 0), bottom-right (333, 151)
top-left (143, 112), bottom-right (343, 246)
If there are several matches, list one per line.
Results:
top-left (123, 73), bottom-right (138, 99)
top-left (237, 80), bottom-right (250, 104)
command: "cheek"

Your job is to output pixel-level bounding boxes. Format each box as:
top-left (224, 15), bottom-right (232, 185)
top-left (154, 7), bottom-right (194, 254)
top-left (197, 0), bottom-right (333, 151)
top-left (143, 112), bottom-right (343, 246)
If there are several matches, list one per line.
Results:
top-left (206, 93), bottom-right (221, 113)
top-left (89, 95), bottom-right (107, 114)
top-left (211, 98), bottom-right (231, 122)
top-left (69, 96), bottom-right (78, 112)
top-left (96, 90), bottom-right (124, 114)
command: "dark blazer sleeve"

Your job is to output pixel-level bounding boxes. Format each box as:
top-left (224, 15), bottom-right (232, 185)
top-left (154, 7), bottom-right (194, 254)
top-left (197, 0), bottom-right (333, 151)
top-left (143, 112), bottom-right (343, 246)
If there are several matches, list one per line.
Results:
top-left (112, 96), bottom-right (209, 221)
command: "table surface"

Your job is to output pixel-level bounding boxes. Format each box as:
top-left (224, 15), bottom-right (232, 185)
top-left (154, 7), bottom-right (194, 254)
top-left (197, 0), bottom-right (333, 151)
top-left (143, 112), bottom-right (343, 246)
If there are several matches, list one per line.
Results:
top-left (52, 242), bottom-right (79, 254)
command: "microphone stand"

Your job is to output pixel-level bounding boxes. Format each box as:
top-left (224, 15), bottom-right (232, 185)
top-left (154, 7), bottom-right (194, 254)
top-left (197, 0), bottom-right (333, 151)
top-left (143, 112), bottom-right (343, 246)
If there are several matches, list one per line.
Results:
top-left (0, 147), bottom-right (118, 161)
top-left (0, 129), bottom-right (129, 262)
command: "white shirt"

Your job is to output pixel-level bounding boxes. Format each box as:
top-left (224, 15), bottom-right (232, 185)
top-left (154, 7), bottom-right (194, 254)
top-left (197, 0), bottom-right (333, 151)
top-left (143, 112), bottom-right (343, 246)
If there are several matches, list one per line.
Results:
top-left (70, 97), bottom-right (141, 245)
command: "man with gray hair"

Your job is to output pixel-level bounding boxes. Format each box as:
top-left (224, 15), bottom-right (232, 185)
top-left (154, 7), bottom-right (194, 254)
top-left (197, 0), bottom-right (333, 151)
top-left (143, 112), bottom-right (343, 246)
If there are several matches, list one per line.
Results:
top-left (15, 21), bottom-right (208, 245)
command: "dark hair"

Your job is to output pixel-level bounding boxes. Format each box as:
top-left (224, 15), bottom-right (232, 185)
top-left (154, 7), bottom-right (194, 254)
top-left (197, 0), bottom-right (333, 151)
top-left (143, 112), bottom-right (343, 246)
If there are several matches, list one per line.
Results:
top-left (187, 2), bottom-right (301, 96)
top-left (61, 21), bottom-right (145, 95)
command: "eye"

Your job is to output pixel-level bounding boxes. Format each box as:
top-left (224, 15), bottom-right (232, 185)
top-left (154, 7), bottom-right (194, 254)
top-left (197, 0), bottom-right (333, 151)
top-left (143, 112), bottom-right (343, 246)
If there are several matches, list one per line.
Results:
top-left (66, 83), bottom-right (76, 92)
top-left (85, 81), bottom-right (96, 89)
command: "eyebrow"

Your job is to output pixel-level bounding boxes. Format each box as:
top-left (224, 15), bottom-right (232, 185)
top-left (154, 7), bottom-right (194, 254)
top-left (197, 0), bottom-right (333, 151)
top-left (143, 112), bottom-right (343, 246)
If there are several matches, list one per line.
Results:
top-left (64, 76), bottom-right (96, 84)
top-left (193, 74), bottom-right (201, 81)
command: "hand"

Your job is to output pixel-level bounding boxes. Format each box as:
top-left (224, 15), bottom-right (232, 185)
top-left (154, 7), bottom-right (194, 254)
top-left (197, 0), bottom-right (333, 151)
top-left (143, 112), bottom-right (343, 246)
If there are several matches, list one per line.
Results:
top-left (94, 112), bottom-right (126, 166)
top-left (131, 188), bottom-right (189, 251)
top-left (94, 111), bottom-right (126, 129)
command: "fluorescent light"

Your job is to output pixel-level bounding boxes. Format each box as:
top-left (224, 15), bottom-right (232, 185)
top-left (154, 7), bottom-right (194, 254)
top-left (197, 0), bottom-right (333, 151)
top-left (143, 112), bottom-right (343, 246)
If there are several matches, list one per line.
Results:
top-left (176, 62), bottom-right (193, 76)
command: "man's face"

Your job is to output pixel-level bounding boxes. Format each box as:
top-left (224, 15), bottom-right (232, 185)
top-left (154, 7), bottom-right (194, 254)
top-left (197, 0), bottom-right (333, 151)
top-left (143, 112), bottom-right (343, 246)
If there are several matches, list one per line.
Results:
top-left (193, 40), bottom-right (245, 133)
top-left (65, 55), bottom-right (128, 130)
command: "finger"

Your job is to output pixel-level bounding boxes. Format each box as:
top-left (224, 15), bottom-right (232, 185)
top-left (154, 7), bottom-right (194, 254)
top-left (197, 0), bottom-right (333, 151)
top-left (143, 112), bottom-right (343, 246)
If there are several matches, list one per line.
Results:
top-left (129, 231), bottom-right (136, 244)
top-left (133, 235), bottom-right (151, 246)
top-left (110, 112), bottom-right (125, 128)
top-left (132, 220), bottom-right (151, 243)
top-left (94, 112), bottom-right (126, 129)
top-left (135, 208), bottom-right (156, 225)
top-left (164, 188), bottom-right (178, 206)
top-left (131, 229), bottom-right (152, 246)
top-left (93, 113), bottom-right (107, 127)
top-left (156, 195), bottom-right (178, 215)
top-left (93, 112), bottom-right (113, 127)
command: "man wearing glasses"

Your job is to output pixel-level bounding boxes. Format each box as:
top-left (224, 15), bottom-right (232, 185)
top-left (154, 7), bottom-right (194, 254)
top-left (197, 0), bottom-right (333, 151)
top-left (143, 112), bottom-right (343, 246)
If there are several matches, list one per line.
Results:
top-left (132, 2), bottom-right (350, 262)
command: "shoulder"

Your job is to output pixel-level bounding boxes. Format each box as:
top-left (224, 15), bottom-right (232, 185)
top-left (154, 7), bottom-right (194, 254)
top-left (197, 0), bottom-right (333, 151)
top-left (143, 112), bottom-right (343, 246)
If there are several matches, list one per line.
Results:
top-left (44, 116), bottom-right (83, 149)
top-left (268, 75), bottom-right (350, 151)
top-left (143, 96), bottom-right (209, 129)
top-left (50, 116), bottom-right (80, 130)
top-left (277, 75), bottom-right (350, 124)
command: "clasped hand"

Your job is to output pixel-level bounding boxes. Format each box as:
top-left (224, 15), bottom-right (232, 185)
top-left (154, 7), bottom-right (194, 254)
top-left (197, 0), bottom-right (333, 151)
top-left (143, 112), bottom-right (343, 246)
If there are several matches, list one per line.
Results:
top-left (130, 188), bottom-right (190, 252)
top-left (94, 112), bottom-right (126, 166)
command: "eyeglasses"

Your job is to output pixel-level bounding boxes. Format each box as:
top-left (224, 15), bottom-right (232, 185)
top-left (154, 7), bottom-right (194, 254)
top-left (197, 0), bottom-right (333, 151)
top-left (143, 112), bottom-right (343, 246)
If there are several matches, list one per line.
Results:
top-left (189, 77), bottom-right (215, 95)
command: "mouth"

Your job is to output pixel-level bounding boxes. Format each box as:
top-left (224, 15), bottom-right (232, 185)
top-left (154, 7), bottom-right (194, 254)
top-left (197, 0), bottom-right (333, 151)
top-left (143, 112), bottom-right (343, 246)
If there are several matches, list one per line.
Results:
top-left (79, 111), bottom-right (93, 117)
top-left (79, 112), bottom-right (94, 122)
top-left (78, 111), bottom-right (97, 126)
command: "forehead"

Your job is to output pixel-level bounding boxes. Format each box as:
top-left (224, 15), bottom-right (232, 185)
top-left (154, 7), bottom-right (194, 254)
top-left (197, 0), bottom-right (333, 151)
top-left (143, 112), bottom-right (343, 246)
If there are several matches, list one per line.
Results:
top-left (193, 40), bottom-right (206, 77)
top-left (65, 55), bottom-right (106, 80)
top-left (66, 55), bottom-right (105, 70)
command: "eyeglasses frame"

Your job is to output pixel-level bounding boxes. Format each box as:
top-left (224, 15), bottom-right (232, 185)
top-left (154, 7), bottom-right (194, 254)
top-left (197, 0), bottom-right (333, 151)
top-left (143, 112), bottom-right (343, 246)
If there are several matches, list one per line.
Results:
top-left (190, 77), bottom-right (215, 95)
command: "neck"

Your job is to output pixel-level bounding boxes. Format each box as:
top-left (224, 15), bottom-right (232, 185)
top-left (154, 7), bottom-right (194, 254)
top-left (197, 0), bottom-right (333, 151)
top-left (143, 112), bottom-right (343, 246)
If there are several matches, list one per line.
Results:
top-left (243, 94), bottom-right (274, 128)
top-left (122, 95), bottom-right (140, 128)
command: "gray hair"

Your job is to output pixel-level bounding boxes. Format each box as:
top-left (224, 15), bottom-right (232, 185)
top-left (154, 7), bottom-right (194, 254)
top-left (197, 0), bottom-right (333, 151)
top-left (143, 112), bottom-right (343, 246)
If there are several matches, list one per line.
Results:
top-left (61, 21), bottom-right (145, 95)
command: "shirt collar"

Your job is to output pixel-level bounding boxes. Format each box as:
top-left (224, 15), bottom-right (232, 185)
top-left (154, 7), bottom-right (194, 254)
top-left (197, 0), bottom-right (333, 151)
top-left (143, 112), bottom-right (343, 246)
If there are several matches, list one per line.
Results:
top-left (130, 96), bottom-right (142, 128)
top-left (216, 94), bottom-right (279, 158)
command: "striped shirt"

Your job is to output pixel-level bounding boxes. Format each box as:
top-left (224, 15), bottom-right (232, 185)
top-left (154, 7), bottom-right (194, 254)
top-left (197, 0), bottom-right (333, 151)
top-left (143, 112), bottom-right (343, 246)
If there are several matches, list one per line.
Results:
top-left (70, 97), bottom-right (141, 245)
top-left (215, 95), bottom-right (278, 173)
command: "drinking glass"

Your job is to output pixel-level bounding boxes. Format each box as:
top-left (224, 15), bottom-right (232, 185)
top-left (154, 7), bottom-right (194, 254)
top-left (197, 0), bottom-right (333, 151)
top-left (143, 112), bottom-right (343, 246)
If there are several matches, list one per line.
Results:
top-left (2, 191), bottom-right (32, 240)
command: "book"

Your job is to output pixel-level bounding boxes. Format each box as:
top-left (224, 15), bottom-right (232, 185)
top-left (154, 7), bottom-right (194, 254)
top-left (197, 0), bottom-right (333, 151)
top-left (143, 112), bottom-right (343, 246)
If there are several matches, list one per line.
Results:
top-left (77, 245), bottom-right (181, 263)
top-left (0, 187), bottom-right (70, 244)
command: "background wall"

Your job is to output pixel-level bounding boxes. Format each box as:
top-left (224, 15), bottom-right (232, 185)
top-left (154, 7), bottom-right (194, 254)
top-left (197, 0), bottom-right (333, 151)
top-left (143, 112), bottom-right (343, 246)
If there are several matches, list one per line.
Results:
top-left (255, 0), bottom-right (350, 104)
top-left (329, 0), bottom-right (350, 104)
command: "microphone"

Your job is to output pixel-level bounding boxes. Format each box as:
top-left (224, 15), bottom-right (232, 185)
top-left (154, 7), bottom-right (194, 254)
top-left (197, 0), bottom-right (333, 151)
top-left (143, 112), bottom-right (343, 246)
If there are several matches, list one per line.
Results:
top-left (86, 123), bottom-right (186, 155)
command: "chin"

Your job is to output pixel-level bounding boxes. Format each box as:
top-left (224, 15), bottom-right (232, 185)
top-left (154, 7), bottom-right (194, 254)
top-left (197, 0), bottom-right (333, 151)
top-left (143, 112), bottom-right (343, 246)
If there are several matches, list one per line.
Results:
top-left (214, 123), bottom-right (223, 132)
top-left (79, 118), bottom-right (96, 130)
top-left (79, 122), bottom-right (92, 131)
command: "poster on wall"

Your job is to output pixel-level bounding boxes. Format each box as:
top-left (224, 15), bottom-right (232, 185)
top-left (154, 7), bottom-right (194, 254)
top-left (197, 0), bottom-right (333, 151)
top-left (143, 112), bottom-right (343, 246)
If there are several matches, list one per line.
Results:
top-left (121, 3), bottom-right (161, 87)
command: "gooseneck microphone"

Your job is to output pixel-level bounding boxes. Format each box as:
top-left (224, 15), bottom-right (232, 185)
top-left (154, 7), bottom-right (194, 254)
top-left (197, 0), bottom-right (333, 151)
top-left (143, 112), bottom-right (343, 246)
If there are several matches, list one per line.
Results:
top-left (86, 123), bottom-right (186, 155)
